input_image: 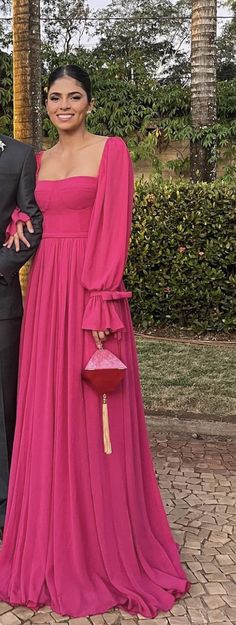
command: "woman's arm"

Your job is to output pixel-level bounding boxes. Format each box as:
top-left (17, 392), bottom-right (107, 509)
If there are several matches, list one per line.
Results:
top-left (81, 137), bottom-right (134, 339)
top-left (0, 147), bottom-right (42, 283)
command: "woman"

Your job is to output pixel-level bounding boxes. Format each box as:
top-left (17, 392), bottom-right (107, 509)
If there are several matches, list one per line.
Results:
top-left (0, 65), bottom-right (189, 617)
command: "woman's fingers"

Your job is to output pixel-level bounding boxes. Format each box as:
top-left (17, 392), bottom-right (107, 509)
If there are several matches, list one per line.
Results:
top-left (98, 330), bottom-right (112, 341)
top-left (92, 329), bottom-right (111, 349)
top-left (16, 222), bottom-right (31, 248)
top-left (3, 234), bottom-right (19, 250)
top-left (92, 331), bottom-right (103, 349)
top-left (13, 233), bottom-right (20, 252)
top-left (3, 222), bottom-right (32, 251)
top-left (26, 219), bottom-right (34, 234)
top-left (3, 235), bottom-right (13, 248)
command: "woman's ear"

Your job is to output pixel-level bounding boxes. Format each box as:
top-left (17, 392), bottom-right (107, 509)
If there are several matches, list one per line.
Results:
top-left (44, 86), bottom-right (48, 113)
top-left (90, 98), bottom-right (95, 113)
top-left (86, 98), bottom-right (95, 116)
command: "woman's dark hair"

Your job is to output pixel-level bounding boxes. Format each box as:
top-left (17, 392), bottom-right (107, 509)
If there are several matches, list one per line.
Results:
top-left (47, 65), bottom-right (92, 103)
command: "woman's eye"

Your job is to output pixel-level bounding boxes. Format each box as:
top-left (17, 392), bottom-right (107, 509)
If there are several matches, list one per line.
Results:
top-left (71, 96), bottom-right (81, 100)
top-left (50, 96), bottom-right (59, 101)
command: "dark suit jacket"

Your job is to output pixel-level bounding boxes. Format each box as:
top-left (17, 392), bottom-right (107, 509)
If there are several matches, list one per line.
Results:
top-left (0, 134), bottom-right (43, 320)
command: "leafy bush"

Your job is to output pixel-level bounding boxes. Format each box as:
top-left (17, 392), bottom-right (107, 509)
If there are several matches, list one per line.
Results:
top-left (126, 177), bottom-right (236, 332)
top-left (0, 51), bottom-right (13, 134)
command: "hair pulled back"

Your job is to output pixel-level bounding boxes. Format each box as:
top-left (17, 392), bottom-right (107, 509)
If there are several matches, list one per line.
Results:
top-left (47, 65), bottom-right (92, 103)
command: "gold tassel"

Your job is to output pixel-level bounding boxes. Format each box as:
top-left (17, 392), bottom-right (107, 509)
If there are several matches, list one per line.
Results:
top-left (102, 394), bottom-right (112, 454)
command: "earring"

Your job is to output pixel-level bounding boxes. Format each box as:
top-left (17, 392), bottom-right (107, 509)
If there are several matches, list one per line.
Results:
top-left (86, 110), bottom-right (92, 115)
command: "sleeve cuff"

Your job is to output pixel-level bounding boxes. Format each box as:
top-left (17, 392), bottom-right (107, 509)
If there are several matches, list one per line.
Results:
top-left (6, 222), bottom-right (17, 236)
top-left (82, 290), bottom-right (132, 331)
top-left (12, 210), bottom-right (29, 224)
top-left (6, 210), bottom-right (30, 236)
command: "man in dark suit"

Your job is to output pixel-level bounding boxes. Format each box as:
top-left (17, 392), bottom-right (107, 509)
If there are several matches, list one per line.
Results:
top-left (0, 133), bottom-right (42, 532)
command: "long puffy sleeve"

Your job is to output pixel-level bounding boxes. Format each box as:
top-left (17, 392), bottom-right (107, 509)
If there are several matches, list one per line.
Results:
top-left (81, 137), bottom-right (134, 332)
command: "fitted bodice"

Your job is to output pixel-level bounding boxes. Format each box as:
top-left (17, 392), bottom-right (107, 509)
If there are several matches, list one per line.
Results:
top-left (35, 176), bottom-right (98, 237)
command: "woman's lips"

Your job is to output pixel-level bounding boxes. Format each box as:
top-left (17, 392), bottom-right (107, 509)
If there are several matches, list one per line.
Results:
top-left (57, 114), bottom-right (74, 121)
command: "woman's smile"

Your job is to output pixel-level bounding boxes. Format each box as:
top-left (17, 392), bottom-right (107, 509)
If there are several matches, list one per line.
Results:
top-left (57, 114), bottom-right (75, 121)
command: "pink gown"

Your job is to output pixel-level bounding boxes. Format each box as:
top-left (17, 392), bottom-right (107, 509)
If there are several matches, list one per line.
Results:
top-left (0, 137), bottom-right (189, 617)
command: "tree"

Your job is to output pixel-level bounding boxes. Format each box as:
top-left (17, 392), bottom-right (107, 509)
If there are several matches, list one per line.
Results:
top-left (190, 0), bottom-right (217, 181)
top-left (91, 0), bottom-right (190, 83)
top-left (217, 4), bottom-right (236, 80)
top-left (41, 0), bottom-right (89, 56)
top-left (0, 0), bottom-right (11, 49)
top-left (0, 51), bottom-right (13, 133)
top-left (13, 0), bottom-right (42, 150)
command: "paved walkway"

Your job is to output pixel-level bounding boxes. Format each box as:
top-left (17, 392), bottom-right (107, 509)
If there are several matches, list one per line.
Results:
top-left (0, 429), bottom-right (236, 625)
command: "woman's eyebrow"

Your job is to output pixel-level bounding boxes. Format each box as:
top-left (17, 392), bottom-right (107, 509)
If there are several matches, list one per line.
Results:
top-left (49, 91), bottom-right (83, 96)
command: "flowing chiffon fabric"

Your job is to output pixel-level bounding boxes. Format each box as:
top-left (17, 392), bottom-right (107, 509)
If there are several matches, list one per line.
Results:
top-left (0, 137), bottom-right (189, 617)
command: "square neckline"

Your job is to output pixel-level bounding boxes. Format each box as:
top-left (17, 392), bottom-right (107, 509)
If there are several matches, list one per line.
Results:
top-left (37, 137), bottom-right (110, 182)
top-left (37, 175), bottom-right (98, 183)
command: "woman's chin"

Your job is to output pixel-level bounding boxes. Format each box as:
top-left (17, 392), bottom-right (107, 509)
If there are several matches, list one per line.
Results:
top-left (56, 122), bottom-right (80, 132)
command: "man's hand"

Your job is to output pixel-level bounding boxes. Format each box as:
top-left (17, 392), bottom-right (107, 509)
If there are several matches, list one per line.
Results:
top-left (4, 219), bottom-right (34, 252)
top-left (92, 329), bottom-right (111, 349)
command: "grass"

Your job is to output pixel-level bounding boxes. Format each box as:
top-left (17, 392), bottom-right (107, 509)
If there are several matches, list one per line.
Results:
top-left (136, 337), bottom-right (236, 417)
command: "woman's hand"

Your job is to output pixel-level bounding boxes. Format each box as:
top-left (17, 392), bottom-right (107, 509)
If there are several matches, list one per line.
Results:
top-left (92, 329), bottom-right (111, 349)
top-left (3, 219), bottom-right (34, 251)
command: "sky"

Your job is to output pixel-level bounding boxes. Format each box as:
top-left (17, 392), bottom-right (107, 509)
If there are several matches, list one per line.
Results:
top-left (88, 0), bottom-right (109, 7)
top-left (87, 0), bottom-right (232, 38)
top-left (0, 0), bottom-right (232, 49)
top-left (88, 0), bottom-right (231, 14)
top-left (83, 0), bottom-right (232, 48)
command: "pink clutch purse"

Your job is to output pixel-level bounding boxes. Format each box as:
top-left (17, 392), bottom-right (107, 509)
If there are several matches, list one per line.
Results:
top-left (82, 348), bottom-right (127, 454)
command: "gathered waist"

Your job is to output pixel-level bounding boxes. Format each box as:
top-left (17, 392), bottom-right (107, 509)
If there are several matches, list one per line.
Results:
top-left (42, 232), bottom-right (88, 239)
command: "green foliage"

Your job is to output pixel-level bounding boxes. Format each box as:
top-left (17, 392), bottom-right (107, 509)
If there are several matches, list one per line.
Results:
top-left (126, 177), bottom-right (236, 332)
top-left (217, 5), bottom-right (236, 81)
top-left (92, 0), bottom-right (190, 83)
top-left (40, 64), bottom-right (236, 174)
top-left (0, 51), bottom-right (13, 134)
top-left (2, 38), bottom-right (236, 179)
top-left (217, 80), bottom-right (236, 119)
top-left (2, 32), bottom-right (236, 168)
top-left (41, 0), bottom-right (89, 55)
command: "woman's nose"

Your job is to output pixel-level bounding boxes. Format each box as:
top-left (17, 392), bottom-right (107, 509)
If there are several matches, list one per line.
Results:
top-left (59, 101), bottom-right (71, 110)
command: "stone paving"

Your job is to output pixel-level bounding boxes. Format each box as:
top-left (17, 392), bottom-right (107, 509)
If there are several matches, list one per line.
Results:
top-left (0, 429), bottom-right (236, 625)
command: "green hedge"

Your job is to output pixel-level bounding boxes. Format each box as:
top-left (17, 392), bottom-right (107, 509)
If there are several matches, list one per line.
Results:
top-left (125, 178), bottom-right (236, 332)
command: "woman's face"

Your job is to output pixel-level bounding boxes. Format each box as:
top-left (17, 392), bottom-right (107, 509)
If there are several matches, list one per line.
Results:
top-left (46, 76), bottom-right (92, 132)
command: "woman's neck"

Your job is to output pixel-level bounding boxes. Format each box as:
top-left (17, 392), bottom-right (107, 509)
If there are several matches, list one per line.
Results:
top-left (57, 127), bottom-right (92, 153)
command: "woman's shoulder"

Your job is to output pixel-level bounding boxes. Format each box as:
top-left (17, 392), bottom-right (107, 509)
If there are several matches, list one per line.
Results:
top-left (107, 136), bottom-right (127, 146)
top-left (36, 145), bottom-right (58, 169)
top-left (36, 150), bottom-right (44, 165)
top-left (107, 139), bottom-right (132, 172)
top-left (105, 136), bottom-right (130, 157)
top-left (36, 145), bottom-right (56, 159)
top-left (94, 135), bottom-right (127, 148)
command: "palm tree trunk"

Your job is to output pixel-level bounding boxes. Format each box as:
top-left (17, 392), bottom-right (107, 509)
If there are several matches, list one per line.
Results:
top-left (13, 0), bottom-right (42, 149)
top-left (13, 0), bottom-right (42, 294)
top-left (190, 0), bottom-right (217, 181)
